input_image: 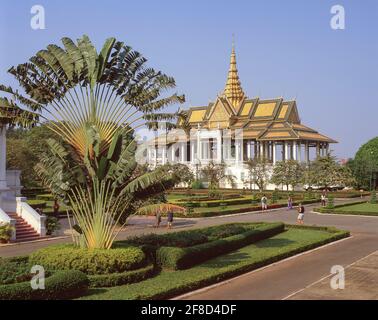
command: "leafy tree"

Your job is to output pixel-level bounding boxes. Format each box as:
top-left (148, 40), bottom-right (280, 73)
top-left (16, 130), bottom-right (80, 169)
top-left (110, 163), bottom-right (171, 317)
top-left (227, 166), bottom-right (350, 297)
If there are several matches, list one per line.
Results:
top-left (6, 123), bottom-right (61, 187)
top-left (270, 160), bottom-right (303, 191)
top-left (245, 158), bottom-right (270, 191)
top-left (303, 154), bottom-right (355, 190)
top-left (0, 35), bottom-right (185, 249)
top-left (201, 161), bottom-right (235, 191)
top-left (348, 137), bottom-right (378, 190)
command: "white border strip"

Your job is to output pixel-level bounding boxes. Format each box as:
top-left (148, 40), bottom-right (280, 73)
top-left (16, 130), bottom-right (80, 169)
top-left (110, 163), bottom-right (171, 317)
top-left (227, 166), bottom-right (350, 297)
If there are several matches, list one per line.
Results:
top-left (172, 235), bottom-right (353, 300)
top-left (313, 211), bottom-right (378, 218)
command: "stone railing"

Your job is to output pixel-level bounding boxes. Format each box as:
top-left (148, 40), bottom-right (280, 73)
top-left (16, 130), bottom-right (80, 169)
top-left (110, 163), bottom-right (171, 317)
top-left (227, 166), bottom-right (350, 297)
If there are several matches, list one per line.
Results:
top-left (16, 197), bottom-right (46, 236)
top-left (0, 207), bottom-right (16, 241)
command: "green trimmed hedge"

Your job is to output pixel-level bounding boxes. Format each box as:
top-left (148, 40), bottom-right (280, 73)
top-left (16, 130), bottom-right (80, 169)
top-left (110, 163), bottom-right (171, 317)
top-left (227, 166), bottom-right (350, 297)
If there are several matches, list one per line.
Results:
top-left (35, 194), bottom-right (55, 201)
top-left (29, 245), bottom-right (146, 275)
top-left (27, 199), bottom-right (47, 209)
top-left (88, 264), bottom-right (155, 287)
top-left (0, 256), bottom-right (35, 285)
top-left (0, 270), bottom-right (88, 300)
top-left (157, 222), bottom-right (285, 270)
top-left (157, 199), bottom-right (320, 218)
top-left (80, 225), bottom-right (350, 300)
top-left (313, 201), bottom-right (378, 216)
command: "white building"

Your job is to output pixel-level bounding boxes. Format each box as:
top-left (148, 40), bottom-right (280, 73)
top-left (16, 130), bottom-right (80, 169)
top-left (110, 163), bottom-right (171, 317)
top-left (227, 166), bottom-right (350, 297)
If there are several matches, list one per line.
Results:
top-left (146, 45), bottom-right (337, 189)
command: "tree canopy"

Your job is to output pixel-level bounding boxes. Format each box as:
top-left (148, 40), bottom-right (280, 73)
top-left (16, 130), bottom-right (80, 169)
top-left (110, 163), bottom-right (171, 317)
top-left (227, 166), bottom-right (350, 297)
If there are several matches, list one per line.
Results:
top-left (0, 35), bottom-right (186, 249)
top-left (348, 137), bottom-right (378, 190)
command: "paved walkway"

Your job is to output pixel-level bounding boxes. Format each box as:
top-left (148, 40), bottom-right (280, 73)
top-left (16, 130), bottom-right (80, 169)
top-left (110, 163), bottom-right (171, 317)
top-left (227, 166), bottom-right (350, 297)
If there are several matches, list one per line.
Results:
top-left (286, 250), bottom-right (378, 300)
top-left (1, 197), bottom-right (377, 300)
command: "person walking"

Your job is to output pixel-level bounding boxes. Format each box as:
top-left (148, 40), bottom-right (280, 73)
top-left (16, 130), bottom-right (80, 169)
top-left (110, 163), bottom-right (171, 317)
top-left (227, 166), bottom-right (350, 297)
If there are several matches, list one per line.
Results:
top-left (167, 211), bottom-right (174, 229)
top-left (297, 203), bottom-right (305, 224)
top-left (155, 211), bottom-right (162, 228)
top-left (261, 195), bottom-right (268, 212)
top-left (321, 193), bottom-right (326, 207)
top-left (287, 196), bottom-right (293, 210)
top-left (53, 199), bottom-right (60, 217)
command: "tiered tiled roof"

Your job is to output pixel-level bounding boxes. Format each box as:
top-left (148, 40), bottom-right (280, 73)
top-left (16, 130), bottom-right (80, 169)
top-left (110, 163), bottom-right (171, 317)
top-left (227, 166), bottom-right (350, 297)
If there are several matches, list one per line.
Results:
top-left (177, 45), bottom-right (336, 144)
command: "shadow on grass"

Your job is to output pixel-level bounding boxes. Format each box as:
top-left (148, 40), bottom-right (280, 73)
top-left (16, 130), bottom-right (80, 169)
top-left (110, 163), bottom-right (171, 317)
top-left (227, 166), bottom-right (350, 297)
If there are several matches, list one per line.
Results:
top-left (80, 288), bottom-right (108, 298)
top-left (203, 251), bottom-right (252, 268)
top-left (254, 237), bottom-right (294, 248)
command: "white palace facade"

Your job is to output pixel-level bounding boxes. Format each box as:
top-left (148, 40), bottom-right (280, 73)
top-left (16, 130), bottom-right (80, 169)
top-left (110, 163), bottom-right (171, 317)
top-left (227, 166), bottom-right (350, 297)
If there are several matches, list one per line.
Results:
top-left (146, 45), bottom-right (337, 189)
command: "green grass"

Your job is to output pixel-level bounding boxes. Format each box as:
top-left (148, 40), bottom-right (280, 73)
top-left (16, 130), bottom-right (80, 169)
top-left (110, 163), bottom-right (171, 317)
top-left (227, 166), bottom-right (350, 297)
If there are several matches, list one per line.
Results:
top-left (79, 226), bottom-right (348, 300)
top-left (331, 202), bottom-right (378, 216)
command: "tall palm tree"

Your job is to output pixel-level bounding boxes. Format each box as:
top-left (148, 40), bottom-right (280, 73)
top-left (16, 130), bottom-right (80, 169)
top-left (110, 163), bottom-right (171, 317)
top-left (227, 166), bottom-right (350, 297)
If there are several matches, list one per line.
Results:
top-left (0, 35), bottom-right (186, 249)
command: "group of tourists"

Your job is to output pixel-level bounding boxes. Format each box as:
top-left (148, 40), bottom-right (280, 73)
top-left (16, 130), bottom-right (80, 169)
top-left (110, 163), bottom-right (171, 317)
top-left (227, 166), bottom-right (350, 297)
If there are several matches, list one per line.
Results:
top-left (154, 211), bottom-right (174, 229)
top-left (261, 194), bottom-right (305, 224)
top-left (152, 191), bottom-right (331, 230)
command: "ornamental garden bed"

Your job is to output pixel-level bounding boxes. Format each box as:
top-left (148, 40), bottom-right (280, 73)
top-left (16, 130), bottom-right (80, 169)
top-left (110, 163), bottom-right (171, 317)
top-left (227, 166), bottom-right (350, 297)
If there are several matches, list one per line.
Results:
top-left (0, 256), bottom-right (88, 300)
top-left (148, 199), bottom-right (320, 218)
top-left (1, 223), bottom-right (349, 300)
top-left (118, 223), bottom-right (285, 270)
top-left (80, 225), bottom-right (349, 300)
top-left (314, 201), bottom-right (378, 216)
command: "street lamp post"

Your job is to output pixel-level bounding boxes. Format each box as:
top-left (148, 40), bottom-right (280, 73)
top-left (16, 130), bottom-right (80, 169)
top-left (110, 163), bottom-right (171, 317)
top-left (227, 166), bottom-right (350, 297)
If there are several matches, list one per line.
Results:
top-left (370, 151), bottom-right (375, 191)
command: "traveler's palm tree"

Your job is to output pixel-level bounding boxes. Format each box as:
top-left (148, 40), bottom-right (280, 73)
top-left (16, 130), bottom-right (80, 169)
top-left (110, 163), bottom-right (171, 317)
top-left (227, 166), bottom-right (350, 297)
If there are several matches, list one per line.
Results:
top-left (0, 35), bottom-right (186, 249)
top-left (0, 95), bottom-right (39, 127)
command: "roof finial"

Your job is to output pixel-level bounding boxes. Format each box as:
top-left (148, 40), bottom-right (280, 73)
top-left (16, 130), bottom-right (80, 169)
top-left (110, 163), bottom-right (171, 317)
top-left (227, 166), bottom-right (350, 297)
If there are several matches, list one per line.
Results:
top-left (223, 36), bottom-right (245, 111)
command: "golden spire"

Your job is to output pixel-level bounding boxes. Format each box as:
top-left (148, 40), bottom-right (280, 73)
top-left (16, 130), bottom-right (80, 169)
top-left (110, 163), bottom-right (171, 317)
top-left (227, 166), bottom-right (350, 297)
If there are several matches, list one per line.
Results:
top-left (223, 39), bottom-right (245, 110)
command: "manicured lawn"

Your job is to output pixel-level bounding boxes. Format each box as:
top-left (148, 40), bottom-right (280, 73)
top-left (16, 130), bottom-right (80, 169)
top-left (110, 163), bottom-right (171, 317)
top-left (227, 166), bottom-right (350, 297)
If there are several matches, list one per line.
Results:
top-left (192, 201), bottom-right (287, 213)
top-left (334, 203), bottom-right (378, 213)
top-left (80, 226), bottom-right (348, 300)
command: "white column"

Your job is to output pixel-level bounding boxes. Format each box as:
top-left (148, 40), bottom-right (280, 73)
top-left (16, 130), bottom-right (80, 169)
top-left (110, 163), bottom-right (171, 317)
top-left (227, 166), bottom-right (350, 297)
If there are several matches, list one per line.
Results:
top-left (326, 143), bottom-right (329, 155)
top-left (181, 143), bottom-right (186, 163)
top-left (293, 141), bottom-right (297, 161)
top-left (170, 146), bottom-right (175, 163)
top-left (247, 141), bottom-right (251, 159)
top-left (259, 142), bottom-right (264, 159)
top-left (0, 125), bottom-right (7, 189)
top-left (216, 131), bottom-right (222, 163)
top-left (284, 141), bottom-right (289, 161)
top-left (154, 146), bottom-right (158, 167)
top-left (305, 142), bottom-right (309, 163)
top-left (197, 131), bottom-right (201, 161)
top-left (297, 142), bottom-right (302, 162)
top-left (191, 141), bottom-right (195, 163)
top-left (162, 146), bottom-right (167, 165)
top-left (272, 142), bottom-right (276, 164)
top-left (235, 140), bottom-right (240, 163)
top-left (316, 142), bottom-right (320, 158)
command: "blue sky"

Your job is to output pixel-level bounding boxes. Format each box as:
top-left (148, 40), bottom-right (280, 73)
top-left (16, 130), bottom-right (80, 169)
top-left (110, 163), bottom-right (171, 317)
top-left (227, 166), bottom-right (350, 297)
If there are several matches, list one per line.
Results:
top-left (1, 0), bottom-right (377, 159)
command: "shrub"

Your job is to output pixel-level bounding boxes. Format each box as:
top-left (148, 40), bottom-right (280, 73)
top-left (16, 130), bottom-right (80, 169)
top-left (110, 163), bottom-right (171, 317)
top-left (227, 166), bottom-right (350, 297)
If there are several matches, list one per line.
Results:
top-left (88, 264), bottom-right (155, 287)
top-left (205, 224), bottom-right (247, 241)
top-left (45, 216), bottom-right (61, 236)
top-left (157, 223), bottom-right (285, 270)
top-left (0, 270), bottom-right (88, 300)
top-left (36, 194), bottom-right (55, 201)
top-left (191, 180), bottom-right (203, 189)
top-left (271, 190), bottom-right (279, 204)
top-left (124, 231), bottom-right (209, 250)
top-left (0, 257), bottom-right (34, 285)
top-left (0, 223), bottom-right (14, 243)
top-left (370, 191), bottom-right (377, 204)
top-left (327, 195), bottom-right (335, 209)
top-left (29, 245), bottom-right (146, 275)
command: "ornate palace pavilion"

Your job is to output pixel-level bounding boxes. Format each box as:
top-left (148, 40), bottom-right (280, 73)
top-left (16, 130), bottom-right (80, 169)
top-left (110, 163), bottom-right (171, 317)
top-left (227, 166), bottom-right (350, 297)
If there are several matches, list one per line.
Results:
top-left (147, 45), bottom-right (337, 189)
